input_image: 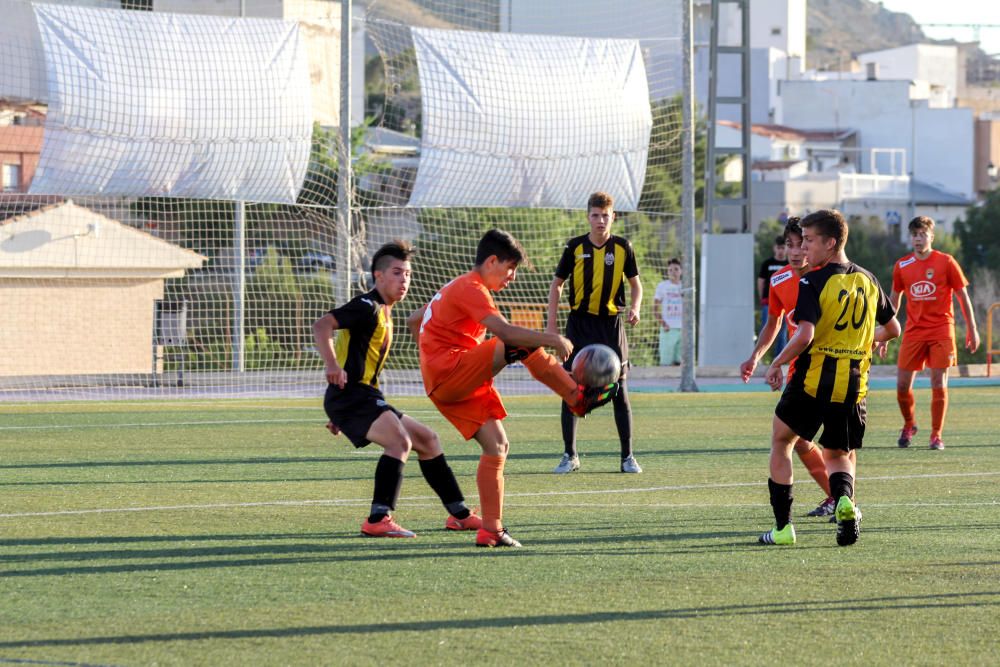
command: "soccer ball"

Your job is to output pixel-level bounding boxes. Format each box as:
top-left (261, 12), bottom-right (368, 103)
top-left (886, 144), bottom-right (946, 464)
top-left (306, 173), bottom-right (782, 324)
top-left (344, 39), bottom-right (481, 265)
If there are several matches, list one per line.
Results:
top-left (571, 344), bottom-right (621, 387)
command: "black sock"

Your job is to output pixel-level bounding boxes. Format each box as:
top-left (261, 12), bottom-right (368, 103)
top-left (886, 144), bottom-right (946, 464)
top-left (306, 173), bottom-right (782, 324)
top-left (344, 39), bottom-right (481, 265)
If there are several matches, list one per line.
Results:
top-left (369, 455), bottom-right (404, 523)
top-left (829, 471), bottom-right (855, 501)
top-left (561, 402), bottom-right (578, 457)
top-left (613, 380), bottom-right (633, 459)
top-left (768, 478), bottom-right (794, 530)
top-left (418, 454), bottom-right (469, 518)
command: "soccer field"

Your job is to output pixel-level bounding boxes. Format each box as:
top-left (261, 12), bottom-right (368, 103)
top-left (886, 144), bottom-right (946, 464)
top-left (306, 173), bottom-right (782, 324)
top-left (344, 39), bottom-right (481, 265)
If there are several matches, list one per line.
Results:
top-left (2, 387), bottom-right (999, 666)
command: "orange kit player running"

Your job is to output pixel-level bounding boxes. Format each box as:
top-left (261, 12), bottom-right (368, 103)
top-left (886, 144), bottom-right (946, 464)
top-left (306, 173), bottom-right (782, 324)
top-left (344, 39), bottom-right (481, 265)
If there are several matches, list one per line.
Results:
top-left (740, 218), bottom-right (839, 517)
top-left (407, 229), bottom-right (617, 548)
top-left (889, 216), bottom-right (980, 450)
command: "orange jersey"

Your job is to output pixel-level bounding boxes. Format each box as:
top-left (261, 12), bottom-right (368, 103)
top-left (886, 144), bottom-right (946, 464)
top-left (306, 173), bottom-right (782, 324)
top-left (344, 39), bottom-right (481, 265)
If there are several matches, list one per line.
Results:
top-left (418, 271), bottom-right (501, 394)
top-left (767, 264), bottom-right (801, 339)
top-left (892, 251), bottom-right (968, 342)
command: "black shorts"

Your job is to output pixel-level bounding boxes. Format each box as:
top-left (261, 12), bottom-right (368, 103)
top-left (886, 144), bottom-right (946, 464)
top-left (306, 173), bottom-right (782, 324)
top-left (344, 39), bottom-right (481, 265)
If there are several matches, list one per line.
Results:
top-left (563, 311), bottom-right (629, 379)
top-left (323, 383), bottom-right (402, 448)
top-left (774, 387), bottom-right (867, 452)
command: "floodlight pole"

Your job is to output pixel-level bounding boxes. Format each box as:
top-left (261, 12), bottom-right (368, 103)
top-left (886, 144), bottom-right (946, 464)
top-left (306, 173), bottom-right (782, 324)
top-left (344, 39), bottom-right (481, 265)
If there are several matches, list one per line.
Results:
top-left (336, 0), bottom-right (353, 306)
top-left (680, 0), bottom-right (698, 392)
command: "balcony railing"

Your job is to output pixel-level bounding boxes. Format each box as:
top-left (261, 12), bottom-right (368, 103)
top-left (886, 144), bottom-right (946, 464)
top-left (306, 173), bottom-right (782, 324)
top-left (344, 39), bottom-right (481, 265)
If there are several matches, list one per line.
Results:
top-left (840, 173), bottom-right (910, 200)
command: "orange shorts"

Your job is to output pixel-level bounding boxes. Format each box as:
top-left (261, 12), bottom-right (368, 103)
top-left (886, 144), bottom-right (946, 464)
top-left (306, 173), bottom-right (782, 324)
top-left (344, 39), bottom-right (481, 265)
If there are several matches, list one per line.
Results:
top-left (426, 338), bottom-right (506, 440)
top-left (897, 335), bottom-right (957, 371)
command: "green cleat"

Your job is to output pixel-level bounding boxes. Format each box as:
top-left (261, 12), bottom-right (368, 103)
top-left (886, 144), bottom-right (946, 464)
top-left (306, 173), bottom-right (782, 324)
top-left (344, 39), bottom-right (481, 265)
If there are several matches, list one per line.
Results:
top-left (758, 523), bottom-right (796, 545)
top-left (835, 496), bottom-right (861, 546)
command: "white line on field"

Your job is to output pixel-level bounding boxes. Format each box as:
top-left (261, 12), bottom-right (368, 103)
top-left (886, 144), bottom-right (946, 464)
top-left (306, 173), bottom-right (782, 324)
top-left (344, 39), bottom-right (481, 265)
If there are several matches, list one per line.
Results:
top-left (1, 470), bottom-right (997, 519)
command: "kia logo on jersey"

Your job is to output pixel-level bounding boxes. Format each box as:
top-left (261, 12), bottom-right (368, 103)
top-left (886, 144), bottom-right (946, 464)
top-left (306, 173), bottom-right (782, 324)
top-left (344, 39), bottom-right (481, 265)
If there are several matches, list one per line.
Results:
top-left (911, 280), bottom-right (936, 298)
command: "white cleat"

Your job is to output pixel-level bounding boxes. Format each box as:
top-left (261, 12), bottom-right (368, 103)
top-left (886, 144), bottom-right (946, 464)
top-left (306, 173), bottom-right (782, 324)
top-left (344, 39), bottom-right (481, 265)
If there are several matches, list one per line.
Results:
top-left (553, 454), bottom-right (580, 474)
top-left (620, 455), bottom-right (643, 473)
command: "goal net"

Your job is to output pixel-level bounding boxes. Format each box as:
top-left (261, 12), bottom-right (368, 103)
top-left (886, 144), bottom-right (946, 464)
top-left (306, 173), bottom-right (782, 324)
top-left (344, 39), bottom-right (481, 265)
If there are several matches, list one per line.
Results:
top-left (0, 0), bottom-right (686, 401)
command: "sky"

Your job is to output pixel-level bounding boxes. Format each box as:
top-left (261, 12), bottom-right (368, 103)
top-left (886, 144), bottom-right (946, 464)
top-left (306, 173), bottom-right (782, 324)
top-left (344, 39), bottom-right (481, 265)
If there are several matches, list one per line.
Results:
top-left (878, 0), bottom-right (1000, 55)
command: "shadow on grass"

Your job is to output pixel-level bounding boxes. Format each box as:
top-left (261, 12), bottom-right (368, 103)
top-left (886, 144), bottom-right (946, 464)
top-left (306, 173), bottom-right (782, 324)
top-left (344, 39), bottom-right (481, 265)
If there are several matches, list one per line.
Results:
top-left (2, 590), bottom-right (999, 648)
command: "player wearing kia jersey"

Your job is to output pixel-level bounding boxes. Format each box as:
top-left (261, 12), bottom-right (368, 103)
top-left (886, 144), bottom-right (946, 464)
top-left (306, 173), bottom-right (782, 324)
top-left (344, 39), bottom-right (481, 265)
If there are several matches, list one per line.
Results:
top-left (740, 218), bottom-right (838, 517)
top-left (888, 216), bottom-right (980, 450)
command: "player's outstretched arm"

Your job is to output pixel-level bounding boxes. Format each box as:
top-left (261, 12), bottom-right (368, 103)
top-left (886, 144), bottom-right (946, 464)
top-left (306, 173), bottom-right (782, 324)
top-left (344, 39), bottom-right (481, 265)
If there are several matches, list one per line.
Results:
top-left (481, 314), bottom-right (573, 361)
top-left (874, 317), bottom-right (901, 344)
top-left (407, 305), bottom-right (427, 341)
top-left (545, 277), bottom-right (564, 335)
top-left (741, 311), bottom-right (783, 382)
top-left (312, 313), bottom-right (347, 387)
top-left (626, 275), bottom-right (642, 326)
top-left (955, 287), bottom-right (980, 353)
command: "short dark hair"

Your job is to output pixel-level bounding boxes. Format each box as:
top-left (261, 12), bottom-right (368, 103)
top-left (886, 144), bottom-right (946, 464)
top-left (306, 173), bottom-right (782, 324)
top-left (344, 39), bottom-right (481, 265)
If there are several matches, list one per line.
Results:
top-left (800, 209), bottom-right (848, 252)
top-left (783, 216), bottom-right (802, 242)
top-left (908, 216), bottom-right (935, 233)
top-left (370, 240), bottom-right (413, 280)
top-left (475, 229), bottom-right (531, 269)
top-left (774, 235), bottom-right (786, 247)
top-left (587, 191), bottom-right (614, 210)
top-left (667, 257), bottom-right (682, 267)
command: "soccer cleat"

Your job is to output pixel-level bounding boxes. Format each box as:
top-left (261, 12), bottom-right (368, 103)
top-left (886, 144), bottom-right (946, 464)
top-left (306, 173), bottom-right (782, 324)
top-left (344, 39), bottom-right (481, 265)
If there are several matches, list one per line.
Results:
top-left (897, 424), bottom-right (918, 448)
top-left (475, 528), bottom-right (522, 548)
top-left (553, 453), bottom-right (580, 474)
top-left (806, 497), bottom-right (836, 517)
top-left (569, 382), bottom-right (620, 417)
top-left (758, 523), bottom-right (796, 545)
top-left (835, 496), bottom-right (861, 546)
top-left (445, 509), bottom-right (483, 531)
top-left (929, 437), bottom-right (945, 450)
top-left (620, 455), bottom-right (642, 474)
top-left (361, 515), bottom-right (416, 538)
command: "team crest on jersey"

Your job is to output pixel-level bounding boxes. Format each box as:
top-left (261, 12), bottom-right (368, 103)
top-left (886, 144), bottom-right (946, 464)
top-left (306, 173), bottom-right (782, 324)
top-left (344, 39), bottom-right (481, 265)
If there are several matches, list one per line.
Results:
top-left (604, 253), bottom-right (615, 266)
top-left (770, 269), bottom-right (793, 287)
top-left (899, 257), bottom-right (916, 268)
top-left (926, 268), bottom-right (935, 279)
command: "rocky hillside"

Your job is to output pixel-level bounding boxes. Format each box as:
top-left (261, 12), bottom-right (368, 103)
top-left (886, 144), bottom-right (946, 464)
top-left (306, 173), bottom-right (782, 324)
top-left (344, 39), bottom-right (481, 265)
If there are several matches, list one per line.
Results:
top-left (807, 0), bottom-right (930, 70)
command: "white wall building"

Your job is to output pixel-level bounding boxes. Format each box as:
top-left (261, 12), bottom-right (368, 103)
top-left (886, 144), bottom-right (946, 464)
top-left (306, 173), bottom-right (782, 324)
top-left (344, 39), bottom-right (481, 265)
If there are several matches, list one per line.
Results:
top-left (858, 44), bottom-right (960, 108)
top-left (780, 79), bottom-right (975, 200)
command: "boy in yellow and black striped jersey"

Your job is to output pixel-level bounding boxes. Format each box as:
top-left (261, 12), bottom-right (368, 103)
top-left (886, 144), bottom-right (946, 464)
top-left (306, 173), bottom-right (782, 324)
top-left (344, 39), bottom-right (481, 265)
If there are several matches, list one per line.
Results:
top-left (546, 191), bottom-right (643, 474)
top-left (313, 241), bottom-right (481, 539)
top-left (760, 209), bottom-right (900, 547)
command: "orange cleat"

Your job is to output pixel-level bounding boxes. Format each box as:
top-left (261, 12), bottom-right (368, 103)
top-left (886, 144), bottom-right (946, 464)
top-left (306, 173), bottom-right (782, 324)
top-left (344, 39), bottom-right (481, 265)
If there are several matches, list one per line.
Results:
top-left (568, 382), bottom-right (619, 417)
top-left (475, 527), bottom-right (522, 548)
top-left (361, 515), bottom-right (416, 538)
top-left (445, 509), bottom-right (483, 531)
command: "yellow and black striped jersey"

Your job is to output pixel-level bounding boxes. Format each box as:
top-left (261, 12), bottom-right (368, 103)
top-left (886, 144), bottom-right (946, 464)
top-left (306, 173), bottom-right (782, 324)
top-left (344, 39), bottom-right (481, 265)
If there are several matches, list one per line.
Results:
top-left (555, 234), bottom-right (639, 317)
top-left (789, 262), bottom-right (895, 403)
top-left (330, 289), bottom-right (391, 389)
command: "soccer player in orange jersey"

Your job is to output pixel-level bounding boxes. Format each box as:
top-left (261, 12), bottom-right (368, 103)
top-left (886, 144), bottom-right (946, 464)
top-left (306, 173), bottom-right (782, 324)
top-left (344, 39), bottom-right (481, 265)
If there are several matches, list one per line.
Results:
top-left (740, 218), bottom-right (839, 517)
top-left (889, 216), bottom-right (980, 450)
top-left (407, 229), bottom-right (617, 548)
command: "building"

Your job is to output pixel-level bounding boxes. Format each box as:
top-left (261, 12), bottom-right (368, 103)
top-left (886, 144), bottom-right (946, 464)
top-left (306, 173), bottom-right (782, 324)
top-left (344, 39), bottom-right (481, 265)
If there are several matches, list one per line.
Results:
top-left (0, 102), bottom-right (44, 193)
top-left (0, 201), bottom-right (206, 377)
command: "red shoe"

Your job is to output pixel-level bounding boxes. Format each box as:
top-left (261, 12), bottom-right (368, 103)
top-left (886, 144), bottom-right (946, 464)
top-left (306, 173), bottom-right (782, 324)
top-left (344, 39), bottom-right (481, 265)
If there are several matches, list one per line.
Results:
top-left (929, 436), bottom-right (945, 450)
top-left (897, 424), bottom-right (917, 448)
top-left (445, 509), bottom-right (483, 531)
top-left (568, 382), bottom-right (619, 417)
top-left (361, 515), bottom-right (416, 538)
top-left (475, 528), bottom-right (522, 548)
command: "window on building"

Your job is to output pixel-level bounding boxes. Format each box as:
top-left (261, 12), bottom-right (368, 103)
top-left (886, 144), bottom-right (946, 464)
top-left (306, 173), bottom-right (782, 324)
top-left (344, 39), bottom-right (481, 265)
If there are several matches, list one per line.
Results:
top-left (2, 163), bottom-right (21, 192)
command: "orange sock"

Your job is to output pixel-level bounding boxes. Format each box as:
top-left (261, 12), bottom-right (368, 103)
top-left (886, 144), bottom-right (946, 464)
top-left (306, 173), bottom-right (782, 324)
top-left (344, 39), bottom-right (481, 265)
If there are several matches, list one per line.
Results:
top-left (476, 454), bottom-right (506, 533)
top-left (798, 444), bottom-right (831, 496)
top-left (522, 348), bottom-right (579, 404)
top-left (931, 387), bottom-right (948, 439)
top-left (897, 388), bottom-right (916, 427)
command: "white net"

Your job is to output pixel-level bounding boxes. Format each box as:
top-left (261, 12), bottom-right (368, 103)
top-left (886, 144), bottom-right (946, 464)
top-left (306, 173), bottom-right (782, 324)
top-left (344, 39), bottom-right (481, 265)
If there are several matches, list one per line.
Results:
top-left (0, 0), bottom-right (686, 401)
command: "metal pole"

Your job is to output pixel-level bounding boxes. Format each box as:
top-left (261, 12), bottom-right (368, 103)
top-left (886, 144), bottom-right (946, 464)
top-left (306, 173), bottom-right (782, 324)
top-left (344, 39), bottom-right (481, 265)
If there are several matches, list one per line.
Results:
top-left (232, 1), bottom-right (247, 373)
top-left (740, 0), bottom-right (751, 233)
top-left (703, 0), bottom-right (719, 235)
top-left (336, 0), bottom-right (353, 305)
top-left (680, 0), bottom-right (698, 392)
